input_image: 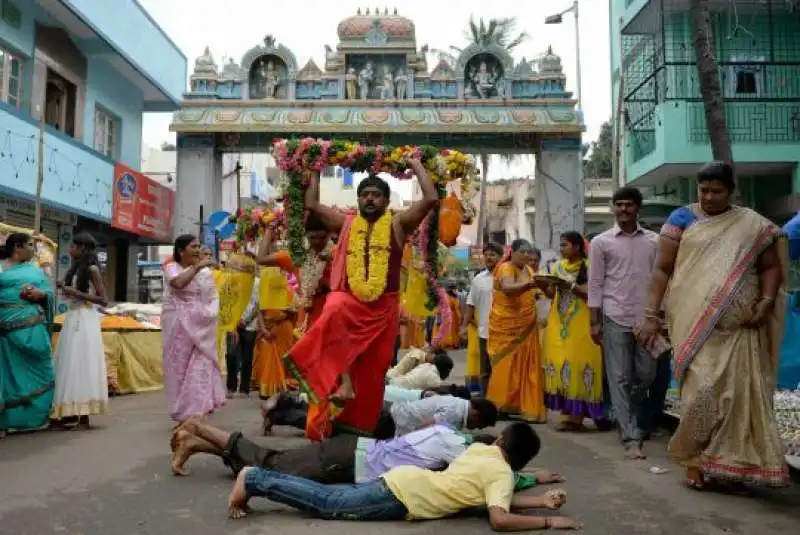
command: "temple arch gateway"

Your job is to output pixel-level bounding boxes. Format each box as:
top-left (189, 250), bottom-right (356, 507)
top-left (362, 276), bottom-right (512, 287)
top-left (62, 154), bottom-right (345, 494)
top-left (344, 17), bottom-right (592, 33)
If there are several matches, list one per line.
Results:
top-left (171, 11), bottom-right (585, 252)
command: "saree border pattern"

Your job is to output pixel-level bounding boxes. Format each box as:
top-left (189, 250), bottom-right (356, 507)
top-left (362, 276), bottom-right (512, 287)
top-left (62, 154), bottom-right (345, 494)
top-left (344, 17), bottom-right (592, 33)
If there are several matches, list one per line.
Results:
top-left (674, 225), bottom-right (783, 382)
top-left (281, 355), bottom-right (320, 405)
top-left (700, 458), bottom-right (789, 487)
top-left (0, 382), bottom-right (54, 412)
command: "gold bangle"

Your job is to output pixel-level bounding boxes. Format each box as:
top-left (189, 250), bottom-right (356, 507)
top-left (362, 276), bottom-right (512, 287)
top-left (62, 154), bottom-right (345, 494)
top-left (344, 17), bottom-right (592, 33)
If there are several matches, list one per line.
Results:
top-left (760, 295), bottom-right (775, 303)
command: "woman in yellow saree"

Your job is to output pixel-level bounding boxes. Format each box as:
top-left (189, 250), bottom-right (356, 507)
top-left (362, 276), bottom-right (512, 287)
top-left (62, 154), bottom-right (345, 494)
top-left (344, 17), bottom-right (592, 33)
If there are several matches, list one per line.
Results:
top-left (542, 231), bottom-right (605, 431)
top-left (486, 239), bottom-right (546, 422)
top-left (640, 162), bottom-right (789, 490)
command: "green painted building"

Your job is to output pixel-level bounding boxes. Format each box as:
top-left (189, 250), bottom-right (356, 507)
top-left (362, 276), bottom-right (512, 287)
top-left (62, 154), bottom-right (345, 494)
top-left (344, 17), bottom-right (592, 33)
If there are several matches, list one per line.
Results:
top-left (610, 0), bottom-right (800, 223)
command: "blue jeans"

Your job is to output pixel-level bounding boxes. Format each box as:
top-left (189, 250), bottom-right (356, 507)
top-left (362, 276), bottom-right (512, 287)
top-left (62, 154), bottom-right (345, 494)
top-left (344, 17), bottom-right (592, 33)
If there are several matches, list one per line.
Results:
top-left (244, 468), bottom-right (408, 521)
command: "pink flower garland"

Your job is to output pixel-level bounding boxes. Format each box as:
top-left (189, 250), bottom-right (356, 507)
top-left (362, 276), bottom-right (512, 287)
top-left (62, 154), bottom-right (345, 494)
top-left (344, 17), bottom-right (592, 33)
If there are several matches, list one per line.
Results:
top-left (415, 214), bottom-right (451, 347)
top-left (271, 138), bottom-right (471, 345)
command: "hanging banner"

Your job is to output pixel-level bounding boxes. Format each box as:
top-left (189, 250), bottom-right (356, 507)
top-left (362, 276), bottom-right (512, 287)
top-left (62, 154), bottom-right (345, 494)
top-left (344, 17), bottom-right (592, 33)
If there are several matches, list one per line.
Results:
top-left (111, 163), bottom-right (175, 242)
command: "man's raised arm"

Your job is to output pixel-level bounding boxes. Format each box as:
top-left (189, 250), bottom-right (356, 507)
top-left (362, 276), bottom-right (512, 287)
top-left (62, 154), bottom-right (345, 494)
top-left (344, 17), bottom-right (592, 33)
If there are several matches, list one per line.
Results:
top-left (395, 159), bottom-right (439, 236)
top-left (304, 170), bottom-right (346, 233)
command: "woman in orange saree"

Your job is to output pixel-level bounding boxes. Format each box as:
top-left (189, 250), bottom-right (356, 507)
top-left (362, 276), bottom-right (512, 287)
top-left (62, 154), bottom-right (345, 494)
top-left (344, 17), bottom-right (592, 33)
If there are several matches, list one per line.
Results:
top-left (400, 310), bottom-right (426, 349)
top-left (251, 267), bottom-right (296, 399)
top-left (640, 162), bottom-right (789, 490)
top-left (486, 239), bottom-right (546, 423)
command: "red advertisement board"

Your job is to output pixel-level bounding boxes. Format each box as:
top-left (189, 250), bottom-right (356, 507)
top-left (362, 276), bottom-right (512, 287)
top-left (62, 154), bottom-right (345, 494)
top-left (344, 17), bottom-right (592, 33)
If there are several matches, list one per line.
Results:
top-left (111, 163), bottom-right (175, 242)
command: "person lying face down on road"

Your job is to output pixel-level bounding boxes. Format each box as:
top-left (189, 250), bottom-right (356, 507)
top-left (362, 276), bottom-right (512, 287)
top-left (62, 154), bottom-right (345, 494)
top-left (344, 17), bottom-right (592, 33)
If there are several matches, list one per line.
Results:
top-left (170, 416), bottom-right (564, 489)
top-left (260, 383), bottom-right (475, 436)
top-left (226, 422), bottom-right (583, 530)
top-left (385, 346), bottom-right (455, 390)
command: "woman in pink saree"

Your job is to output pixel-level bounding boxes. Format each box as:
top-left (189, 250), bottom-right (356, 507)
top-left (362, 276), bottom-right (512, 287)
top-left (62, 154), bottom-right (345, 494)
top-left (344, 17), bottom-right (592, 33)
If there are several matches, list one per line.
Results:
top-left (162, 235), bottom-right (226, 423)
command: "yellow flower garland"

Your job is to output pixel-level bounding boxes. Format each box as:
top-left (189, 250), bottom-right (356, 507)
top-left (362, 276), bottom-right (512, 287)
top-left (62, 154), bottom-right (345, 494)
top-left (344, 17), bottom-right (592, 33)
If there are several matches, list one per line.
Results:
top-left (346, 212), bottom-right (392, 302)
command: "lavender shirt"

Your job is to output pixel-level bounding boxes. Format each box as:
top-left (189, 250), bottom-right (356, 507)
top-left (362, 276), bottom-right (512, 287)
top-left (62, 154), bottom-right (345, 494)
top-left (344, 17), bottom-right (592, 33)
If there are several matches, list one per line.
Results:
top-left (355, 424), bottom-right (468, 482)
top-left (587, 225), bottom-right (659, 328)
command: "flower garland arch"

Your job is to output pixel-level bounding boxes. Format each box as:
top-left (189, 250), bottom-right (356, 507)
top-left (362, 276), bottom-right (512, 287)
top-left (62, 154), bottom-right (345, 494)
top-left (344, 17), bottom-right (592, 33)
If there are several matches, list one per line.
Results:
top-left (262, 138), bottom-right (479, 345)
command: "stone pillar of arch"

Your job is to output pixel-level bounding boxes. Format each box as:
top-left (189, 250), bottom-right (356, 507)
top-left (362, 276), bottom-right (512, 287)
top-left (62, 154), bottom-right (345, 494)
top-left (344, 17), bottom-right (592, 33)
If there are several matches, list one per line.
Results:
top-left (174, 134), bottom-right (223, 239)
top-left (534, 138), bottom-right (584, 256)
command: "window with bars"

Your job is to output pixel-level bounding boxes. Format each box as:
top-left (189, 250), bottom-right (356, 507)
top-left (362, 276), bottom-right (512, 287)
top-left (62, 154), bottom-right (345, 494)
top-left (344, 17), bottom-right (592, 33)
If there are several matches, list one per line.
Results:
top-left (94, 106), bottom-right (119, 159)
top-left (0, 46), bottom-right (23, 108)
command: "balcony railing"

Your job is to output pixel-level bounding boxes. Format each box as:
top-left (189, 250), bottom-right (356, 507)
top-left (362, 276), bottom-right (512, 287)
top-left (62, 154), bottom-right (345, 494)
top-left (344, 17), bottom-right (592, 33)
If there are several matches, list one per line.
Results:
top-left (623, 61), bottom-right (800, 162)
top-left (687, 101), bottom-right (800, 144)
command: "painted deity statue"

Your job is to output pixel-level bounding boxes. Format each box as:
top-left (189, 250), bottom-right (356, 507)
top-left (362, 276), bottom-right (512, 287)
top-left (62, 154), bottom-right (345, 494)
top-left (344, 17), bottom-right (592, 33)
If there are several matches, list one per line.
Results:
top-left (345, 67), bottom-right (357, 99)
top-left (357, 62), bottom-right (373, 100)
top-left (262, 60), bottom-right (279, 99)
top-left (380, 66), bottom-right (394, 100)
top-left (472, 62), bottom-right (495, 99)
top-left (394, 68), bottom-right (409, 100)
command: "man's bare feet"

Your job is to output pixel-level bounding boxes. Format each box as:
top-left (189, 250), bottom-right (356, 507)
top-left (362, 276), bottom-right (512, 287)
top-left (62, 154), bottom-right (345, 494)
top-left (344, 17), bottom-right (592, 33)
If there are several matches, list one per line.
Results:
top-left (260, 394), bottom-right (281, 436)
top-left (228, 467), bottom-right (253, 519)
top-left (329, 383), bottom-right (355, 404)
top-left (170, 416), bottom-right (200, 451)
top-left (624, 445), bottom-right (646, 460)
top-left (171, 429), bottom-right (194, 476)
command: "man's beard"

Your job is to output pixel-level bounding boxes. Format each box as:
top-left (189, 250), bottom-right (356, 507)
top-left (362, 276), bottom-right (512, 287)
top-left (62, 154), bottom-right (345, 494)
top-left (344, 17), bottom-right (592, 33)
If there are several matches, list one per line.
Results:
top-left (358, 206), bottom-right (384, 221)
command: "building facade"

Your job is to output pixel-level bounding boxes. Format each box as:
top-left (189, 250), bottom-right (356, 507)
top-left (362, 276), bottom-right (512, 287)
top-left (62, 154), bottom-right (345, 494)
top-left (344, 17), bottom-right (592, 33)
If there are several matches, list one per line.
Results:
top-left (0, 0), bottom-right (185, 301)
top-left (455, 178), bottom-right (616, 247)
top-left (171, 12), bottom-right (584, 253)
top-left (611, 0), bottom-right (800, 222)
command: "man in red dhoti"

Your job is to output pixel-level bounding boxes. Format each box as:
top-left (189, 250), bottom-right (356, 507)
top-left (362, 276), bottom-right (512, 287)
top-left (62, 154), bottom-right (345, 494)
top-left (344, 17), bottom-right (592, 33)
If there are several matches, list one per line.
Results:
top-left (284, 160), bottom-right (438, 440)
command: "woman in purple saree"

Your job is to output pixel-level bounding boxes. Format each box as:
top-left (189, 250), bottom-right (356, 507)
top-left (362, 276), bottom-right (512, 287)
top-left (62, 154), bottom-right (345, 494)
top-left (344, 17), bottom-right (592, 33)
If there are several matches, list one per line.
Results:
top-left (161, 235), bottom-right (226, 423)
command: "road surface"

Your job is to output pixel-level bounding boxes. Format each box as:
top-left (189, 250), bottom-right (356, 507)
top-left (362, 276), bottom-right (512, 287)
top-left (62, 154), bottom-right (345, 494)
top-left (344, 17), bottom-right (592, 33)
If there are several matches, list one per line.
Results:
top-left (1, 350), bottom-right (798, 535)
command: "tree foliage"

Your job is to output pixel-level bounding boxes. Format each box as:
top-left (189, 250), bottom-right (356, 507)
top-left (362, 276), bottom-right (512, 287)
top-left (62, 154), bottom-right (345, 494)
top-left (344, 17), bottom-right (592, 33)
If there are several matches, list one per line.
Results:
top-left (582, 120), bottom-right (613, 178)
top-left (434, 16), bottom-right (529, 247)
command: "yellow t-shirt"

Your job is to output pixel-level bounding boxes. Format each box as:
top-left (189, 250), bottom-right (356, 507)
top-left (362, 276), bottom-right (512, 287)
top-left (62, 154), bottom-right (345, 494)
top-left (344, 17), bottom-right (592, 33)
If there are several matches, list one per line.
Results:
top-left (381, 443), bottom-right (514, 520)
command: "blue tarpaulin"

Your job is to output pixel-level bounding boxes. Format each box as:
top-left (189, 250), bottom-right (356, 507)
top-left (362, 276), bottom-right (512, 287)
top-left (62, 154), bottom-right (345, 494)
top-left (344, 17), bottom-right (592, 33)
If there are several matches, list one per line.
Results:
top-left (785, 211), bottom-right (800, 261)
top-left (779, 291), bottom-right (800, 390)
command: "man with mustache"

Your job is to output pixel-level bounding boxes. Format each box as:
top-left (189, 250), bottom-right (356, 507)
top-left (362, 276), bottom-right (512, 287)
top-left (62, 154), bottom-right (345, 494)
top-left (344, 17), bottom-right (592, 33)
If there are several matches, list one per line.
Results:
top-left (283, 162), bottom-right (438, 440)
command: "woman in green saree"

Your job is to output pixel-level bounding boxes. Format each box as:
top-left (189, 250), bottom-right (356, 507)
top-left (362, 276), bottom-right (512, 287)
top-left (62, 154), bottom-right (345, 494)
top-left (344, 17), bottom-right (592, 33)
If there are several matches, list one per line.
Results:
top-left (0, 233), bottom-right (55, 437)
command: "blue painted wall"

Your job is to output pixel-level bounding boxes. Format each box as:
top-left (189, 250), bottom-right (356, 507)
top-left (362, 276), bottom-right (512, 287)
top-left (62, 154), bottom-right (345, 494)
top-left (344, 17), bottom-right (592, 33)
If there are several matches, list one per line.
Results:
top-left (0, 103), bottom-right (114, 221)
top-left (0, 0), bottom-right (36, 56)
top-left (61, 0), bottom-right (187, 105)
top-left (83, 56), bottom-right (144, 170)
top-left (0, 0), bottom-right (184, 220)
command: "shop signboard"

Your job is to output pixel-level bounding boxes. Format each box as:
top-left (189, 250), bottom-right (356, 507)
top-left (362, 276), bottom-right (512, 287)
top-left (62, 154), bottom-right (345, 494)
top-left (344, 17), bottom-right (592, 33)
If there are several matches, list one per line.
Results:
top-left (111, 164), bottom-right (175, 243)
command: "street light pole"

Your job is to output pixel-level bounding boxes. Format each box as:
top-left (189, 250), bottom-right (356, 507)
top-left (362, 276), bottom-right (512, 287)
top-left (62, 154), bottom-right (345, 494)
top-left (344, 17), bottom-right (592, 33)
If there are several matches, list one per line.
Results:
top-left (573, 0), bottom-right (581, 110)
top-left (545, 0), bottom-right (582, 110)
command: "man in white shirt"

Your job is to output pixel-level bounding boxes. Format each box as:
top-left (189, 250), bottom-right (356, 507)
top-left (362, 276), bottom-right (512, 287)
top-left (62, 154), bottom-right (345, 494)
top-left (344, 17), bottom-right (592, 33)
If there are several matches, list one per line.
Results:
top-left (388, 395), bottom-right (497, 436)
top-left (386, 346), bottom-right (453, 390)
top-left (460, 242), bottom-right (503, 394)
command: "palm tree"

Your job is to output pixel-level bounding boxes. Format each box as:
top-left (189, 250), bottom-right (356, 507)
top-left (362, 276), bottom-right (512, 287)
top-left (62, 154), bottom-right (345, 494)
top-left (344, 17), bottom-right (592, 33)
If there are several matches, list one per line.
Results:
top-left (689, 0), bottom-right (736, 189)
top-left (432, 16), bottom-right (529, 247)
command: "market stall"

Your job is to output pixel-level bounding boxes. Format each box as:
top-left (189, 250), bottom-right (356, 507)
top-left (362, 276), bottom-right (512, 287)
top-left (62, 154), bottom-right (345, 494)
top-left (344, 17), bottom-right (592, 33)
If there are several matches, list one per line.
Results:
top-left (52, 303), bottom-right (164, 395)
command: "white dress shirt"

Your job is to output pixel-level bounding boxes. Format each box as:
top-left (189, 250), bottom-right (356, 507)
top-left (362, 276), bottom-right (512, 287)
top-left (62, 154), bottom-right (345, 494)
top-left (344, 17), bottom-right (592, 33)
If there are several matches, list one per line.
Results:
top-left (466, 270), bottom-right (493, 339)
top-left (389, 395), bottom-right (470, 436)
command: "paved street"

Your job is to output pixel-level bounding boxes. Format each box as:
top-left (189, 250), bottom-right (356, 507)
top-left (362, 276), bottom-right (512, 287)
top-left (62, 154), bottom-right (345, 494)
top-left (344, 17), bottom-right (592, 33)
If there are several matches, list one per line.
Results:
top-left (1, 350), bottom-right (798, 535)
